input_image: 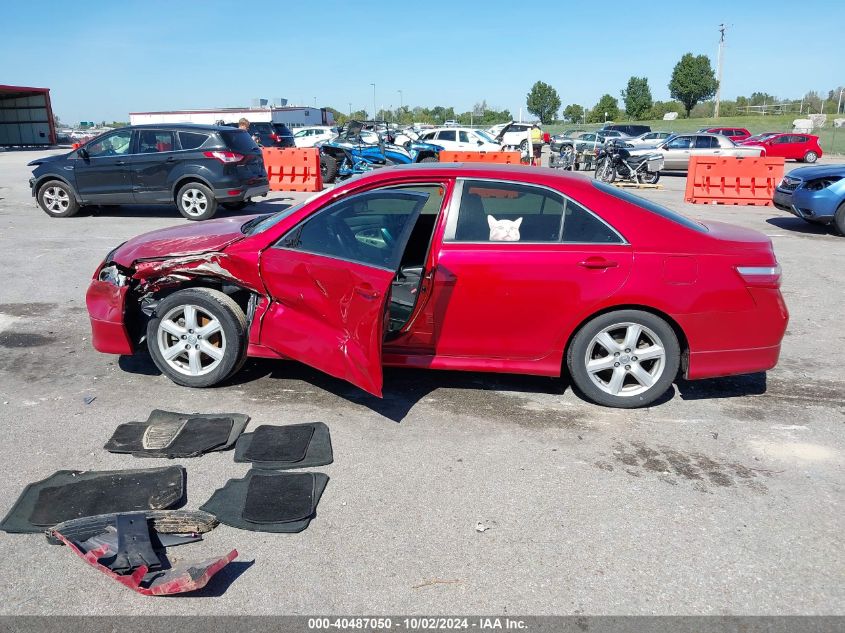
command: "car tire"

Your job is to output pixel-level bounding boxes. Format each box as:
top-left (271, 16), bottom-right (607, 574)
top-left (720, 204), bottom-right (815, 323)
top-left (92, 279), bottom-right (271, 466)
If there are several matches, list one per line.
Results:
top-left (147, 288), bottom-right (248, 388)
top-left (566, 309), bottom-right (680, 409)
top-left (803, 151), bottom-right (818, 163)
top-left (834, 202), bottom-right (845, 236)
top-left (320, 155), bottom-right (338, 183)
top-left (37, 180), bottom-right (80, 218)
top-left (221, 201), bottom-right (248, 211)
top-left (419, 156), bottom-right (438, 163)
top-left (519, 140), bottom-right (528, 151)
top-left (176, 182), bottom-right (217, 221)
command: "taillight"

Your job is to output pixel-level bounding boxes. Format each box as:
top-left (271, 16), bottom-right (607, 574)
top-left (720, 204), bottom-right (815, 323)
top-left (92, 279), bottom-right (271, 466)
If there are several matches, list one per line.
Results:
top-left (203, 150), bottom-right (244, 163)
top-left (270, 133), bottom-right (280, 141)
top-left (736, 264), bottom-right (781, 288)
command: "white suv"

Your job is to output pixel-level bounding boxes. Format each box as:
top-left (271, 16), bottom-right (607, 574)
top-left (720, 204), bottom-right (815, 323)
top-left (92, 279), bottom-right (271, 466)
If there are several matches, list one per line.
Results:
top-left (293, 126), bottom-right (335, 147)
top-left (418, 127), bottom-right (502, 152)
top-left (490, 122), bottom-right (535, 149)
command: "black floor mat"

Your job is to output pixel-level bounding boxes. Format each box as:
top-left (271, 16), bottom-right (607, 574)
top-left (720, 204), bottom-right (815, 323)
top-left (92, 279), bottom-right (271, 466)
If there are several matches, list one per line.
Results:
top-left (1, 466), bottom-right (186, 534)
top-left (104, 410), bottom-right (249, 458)
top-left (234, 422), bottom-right (333, 470)
top-left (200, 470), bottom-right (329, 533)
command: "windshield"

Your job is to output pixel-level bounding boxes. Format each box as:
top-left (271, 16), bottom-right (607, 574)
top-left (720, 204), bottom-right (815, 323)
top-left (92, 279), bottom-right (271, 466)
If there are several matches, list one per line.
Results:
top-left (593, 182), bottom-right (708, 233)
top-left (474, 130), bottom-right (496, 143)
top-left (747, 133), bottom-right (776, 142)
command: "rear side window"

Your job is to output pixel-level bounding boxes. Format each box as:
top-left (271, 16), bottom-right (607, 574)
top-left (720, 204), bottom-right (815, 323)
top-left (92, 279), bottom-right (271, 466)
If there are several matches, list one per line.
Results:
top-left (438, 130), bottom-right (456, 141)
top-left (562, 199), bottom-right (623, 244)
top-left (695, 136), bottom-right (719, 149)
top-left (449, 180), bottom-right (565, 242)
top-left (179, 131), bottom-right (211, 150)
top-left (138, 130), bottom-right (175, 153)
top-left (220, 130), bottom-right (260, 152)
top-left (593, 181), bottom-right (708, 233)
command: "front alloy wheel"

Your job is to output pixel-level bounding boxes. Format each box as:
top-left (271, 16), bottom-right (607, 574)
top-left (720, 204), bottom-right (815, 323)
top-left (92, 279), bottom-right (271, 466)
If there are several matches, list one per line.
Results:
top-left (147, 288), bottom-right (247, 387)
top-left (567, 310), bottom-right (680, 408)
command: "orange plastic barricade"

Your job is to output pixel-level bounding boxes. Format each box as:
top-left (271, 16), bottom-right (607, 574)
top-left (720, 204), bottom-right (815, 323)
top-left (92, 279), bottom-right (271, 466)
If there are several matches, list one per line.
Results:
top-left (684, 156), bottom-right (785, 206)
top-left (438, 151), bottom-right (521, 164)
top-left (261, 147), bottom-right (323, 192)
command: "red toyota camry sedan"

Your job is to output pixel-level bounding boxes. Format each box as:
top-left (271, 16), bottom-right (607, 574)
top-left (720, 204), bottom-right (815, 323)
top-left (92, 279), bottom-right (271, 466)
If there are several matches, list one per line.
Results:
top-left (86, 164), bottom-right (788, 408)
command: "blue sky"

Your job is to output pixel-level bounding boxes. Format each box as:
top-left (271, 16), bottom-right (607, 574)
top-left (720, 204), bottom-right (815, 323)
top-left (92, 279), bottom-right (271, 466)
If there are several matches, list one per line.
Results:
top-left (2, 0), bottom-right (842, 123)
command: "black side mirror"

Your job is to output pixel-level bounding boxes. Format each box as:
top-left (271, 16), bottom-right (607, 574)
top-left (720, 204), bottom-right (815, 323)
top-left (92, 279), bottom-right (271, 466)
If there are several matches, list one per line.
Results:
top-left (78, 147), bottom-right (89, 160)
top-left (477, 140), bottom-right (483, 146)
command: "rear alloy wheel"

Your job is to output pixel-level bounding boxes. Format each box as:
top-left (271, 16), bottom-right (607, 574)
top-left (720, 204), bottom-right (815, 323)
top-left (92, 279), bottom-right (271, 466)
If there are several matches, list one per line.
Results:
top-left (37, 180), bottom-right (80, 218)
top-left (147, 288), bottom-right (247, 388)
top-left (642, 170), bottom-right (660, 184)
top-left (804, 151), bottom-right (818, 163)
top-left (177, 182), bottom-right (218, 220)
top-left (567, 310), bottom-right (680, 408)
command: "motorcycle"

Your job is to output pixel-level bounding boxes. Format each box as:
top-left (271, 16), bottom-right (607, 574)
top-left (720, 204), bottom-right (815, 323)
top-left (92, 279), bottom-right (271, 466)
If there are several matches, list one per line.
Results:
top-left (594, 139), bottom-right (663, 184)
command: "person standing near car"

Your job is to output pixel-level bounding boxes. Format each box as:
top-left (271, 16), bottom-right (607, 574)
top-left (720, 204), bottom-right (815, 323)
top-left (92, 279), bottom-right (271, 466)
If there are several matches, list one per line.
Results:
top-left (530, 123), bottom-right (543, 166)
top-left (239, 118), bottom-right (262, 146)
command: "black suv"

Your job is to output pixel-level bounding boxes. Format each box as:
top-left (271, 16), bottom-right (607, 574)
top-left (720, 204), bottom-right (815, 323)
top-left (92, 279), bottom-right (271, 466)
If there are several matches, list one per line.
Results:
top-left (28, 124), bottom-right (269, 221)
top-left (601, 124), bottom-right (652, 137)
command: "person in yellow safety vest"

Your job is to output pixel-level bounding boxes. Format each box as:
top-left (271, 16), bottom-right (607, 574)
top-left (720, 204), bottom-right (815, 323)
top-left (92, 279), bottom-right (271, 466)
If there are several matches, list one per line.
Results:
top-left (530, 123), bottom-right (543, 166)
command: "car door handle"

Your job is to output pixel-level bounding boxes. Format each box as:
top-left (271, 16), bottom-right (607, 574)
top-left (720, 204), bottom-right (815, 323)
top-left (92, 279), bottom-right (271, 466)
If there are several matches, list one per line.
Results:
top-left (165, 157), bottom-right (176, 162)
top-left (115, 160), bottom-right (126, 166)
top-left (579, 257), bottom-right (618, 270)
top-left (355, 286), bottom-right (381, 300)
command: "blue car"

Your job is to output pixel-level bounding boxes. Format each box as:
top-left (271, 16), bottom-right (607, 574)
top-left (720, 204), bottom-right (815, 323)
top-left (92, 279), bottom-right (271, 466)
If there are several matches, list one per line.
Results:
top-left (318, 121), bottom-right (442, 183)
top-left (774, 165), bottom-right (845, 235)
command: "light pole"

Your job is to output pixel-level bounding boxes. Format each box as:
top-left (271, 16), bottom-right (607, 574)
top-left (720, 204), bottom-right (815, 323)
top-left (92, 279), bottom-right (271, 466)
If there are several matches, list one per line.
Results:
top-left (370, 83), bottom-right (376, 120)
top-left (313, 97), bottom-right (317, 108)
top-left (348, 102), bottom-right (352, 116)
top-left (604, 111), bottom-right (608, 123)
top-left (838, 88), bottom-right (844, 114)
top-left (398, 89), bottom-right (403, 113)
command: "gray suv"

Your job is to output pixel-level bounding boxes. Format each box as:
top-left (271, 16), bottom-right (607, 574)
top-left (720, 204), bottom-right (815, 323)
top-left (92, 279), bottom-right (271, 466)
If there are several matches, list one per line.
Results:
top-left (28, 124), bottom-right (269, 220)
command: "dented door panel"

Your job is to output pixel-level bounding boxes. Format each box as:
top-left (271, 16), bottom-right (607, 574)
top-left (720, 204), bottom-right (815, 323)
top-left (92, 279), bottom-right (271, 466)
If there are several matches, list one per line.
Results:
top-left (258, 251), bottom-right (394, 396)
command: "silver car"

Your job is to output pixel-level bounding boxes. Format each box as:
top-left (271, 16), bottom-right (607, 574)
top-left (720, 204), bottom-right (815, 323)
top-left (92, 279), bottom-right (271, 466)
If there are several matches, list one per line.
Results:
top-left (624, 131), bottom-right (673, 146)
top-left (628, 133), bottom-right (764, 171)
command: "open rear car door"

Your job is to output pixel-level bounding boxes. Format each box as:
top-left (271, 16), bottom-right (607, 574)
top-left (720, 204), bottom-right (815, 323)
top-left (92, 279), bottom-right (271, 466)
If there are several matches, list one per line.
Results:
top-left (258, 189), bottom-right (432, 396)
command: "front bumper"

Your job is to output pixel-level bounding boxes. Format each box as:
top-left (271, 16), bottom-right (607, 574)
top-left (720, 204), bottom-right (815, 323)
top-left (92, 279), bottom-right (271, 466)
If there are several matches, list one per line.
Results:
top-left (86, 279), bottom-right (134, 355)
top-left (773, 187), bottom-right (836, 222)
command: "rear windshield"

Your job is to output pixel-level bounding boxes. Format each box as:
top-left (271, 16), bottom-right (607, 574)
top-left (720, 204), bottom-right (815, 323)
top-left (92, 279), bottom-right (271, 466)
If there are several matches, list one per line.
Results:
top-left (252, 123), bottom-right (273, 134)
top-left (592, 182), bottom-right (708, 233)
top-left (273, 124), bottom-right (293, 136)
top-left (220, 130), bottom-right (260, 152)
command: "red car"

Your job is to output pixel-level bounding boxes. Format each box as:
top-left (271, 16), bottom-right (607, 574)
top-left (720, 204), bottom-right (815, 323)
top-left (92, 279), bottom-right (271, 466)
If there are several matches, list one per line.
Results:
top-left (86, 164), bottom-right (788, 408)
top-left (739, 133), bottom-right (823, 163)
top-left (699, 127), bottom-right (751, 141)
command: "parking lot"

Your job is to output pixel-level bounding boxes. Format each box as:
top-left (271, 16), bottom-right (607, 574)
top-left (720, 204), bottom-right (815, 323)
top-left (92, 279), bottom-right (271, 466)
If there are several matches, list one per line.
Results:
top-left (0, 149), bottom-right (842, 615)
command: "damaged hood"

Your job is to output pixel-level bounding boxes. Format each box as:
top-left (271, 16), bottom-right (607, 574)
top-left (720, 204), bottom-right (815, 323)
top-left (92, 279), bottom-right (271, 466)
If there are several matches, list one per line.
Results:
top-left (111, 215), bottom-right (259, 266)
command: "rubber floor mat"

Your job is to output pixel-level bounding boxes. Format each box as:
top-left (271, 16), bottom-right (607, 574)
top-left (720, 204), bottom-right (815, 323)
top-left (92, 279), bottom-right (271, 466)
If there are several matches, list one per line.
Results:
top-left (0, 466), bottom-right (186, 533)
top-left (49, 511), bottom-right (236, 596)
top-left (105, 410), bottom-right (249, 458)
top-left (200, 470), bottom-right (329, 533)
top-left (234, 422), bottom-right (333, 470)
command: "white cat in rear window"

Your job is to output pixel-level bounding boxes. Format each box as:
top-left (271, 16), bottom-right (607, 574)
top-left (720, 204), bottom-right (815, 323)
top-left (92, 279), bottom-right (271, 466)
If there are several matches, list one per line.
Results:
top-left (487, 215), bottom-right (522, 241)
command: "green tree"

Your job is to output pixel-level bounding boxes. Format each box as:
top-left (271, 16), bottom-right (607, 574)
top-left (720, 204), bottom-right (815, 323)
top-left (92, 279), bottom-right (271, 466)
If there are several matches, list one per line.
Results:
top-left (562, 104), bottom-right (584, 123)
top-left (526, 81), bottom-right (561, 124)
top-left (588, 94), bottom-right (620, 123)
top-left (669, 53), bottom-right (719, 117)
top-left (621, 76), bottom-right (653, 120)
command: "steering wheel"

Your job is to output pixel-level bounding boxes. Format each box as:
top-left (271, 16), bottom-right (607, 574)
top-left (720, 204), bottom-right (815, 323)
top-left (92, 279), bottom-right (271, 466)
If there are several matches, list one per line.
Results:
top-left (326, 216), bottom-right (361, 259)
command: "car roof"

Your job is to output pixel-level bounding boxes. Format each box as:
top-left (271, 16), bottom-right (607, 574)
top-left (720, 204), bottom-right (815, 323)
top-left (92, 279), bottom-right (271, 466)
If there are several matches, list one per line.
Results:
top-left (122, 123), bottom-right (243, 132)
top-left (346, 162), bottom-right (597, 194)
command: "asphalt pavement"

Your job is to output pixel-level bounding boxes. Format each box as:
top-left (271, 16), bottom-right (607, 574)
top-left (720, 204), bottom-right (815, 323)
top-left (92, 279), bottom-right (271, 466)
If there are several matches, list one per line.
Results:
top-left (0, 149), bottom-right (842, 615)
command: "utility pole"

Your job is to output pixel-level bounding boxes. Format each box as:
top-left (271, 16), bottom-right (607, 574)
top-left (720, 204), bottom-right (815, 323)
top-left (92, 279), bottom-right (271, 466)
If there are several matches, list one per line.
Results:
top-left (838, 88), bottom-right (843, 114)
top-left (714, 23), bottom-right (726, 118)
top-left (370, 83), bottom-right (376, 121)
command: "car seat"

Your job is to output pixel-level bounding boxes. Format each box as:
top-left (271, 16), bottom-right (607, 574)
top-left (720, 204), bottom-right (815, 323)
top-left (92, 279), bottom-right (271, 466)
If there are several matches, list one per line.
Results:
top-left (455, 193), bottom-right (489, 241)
